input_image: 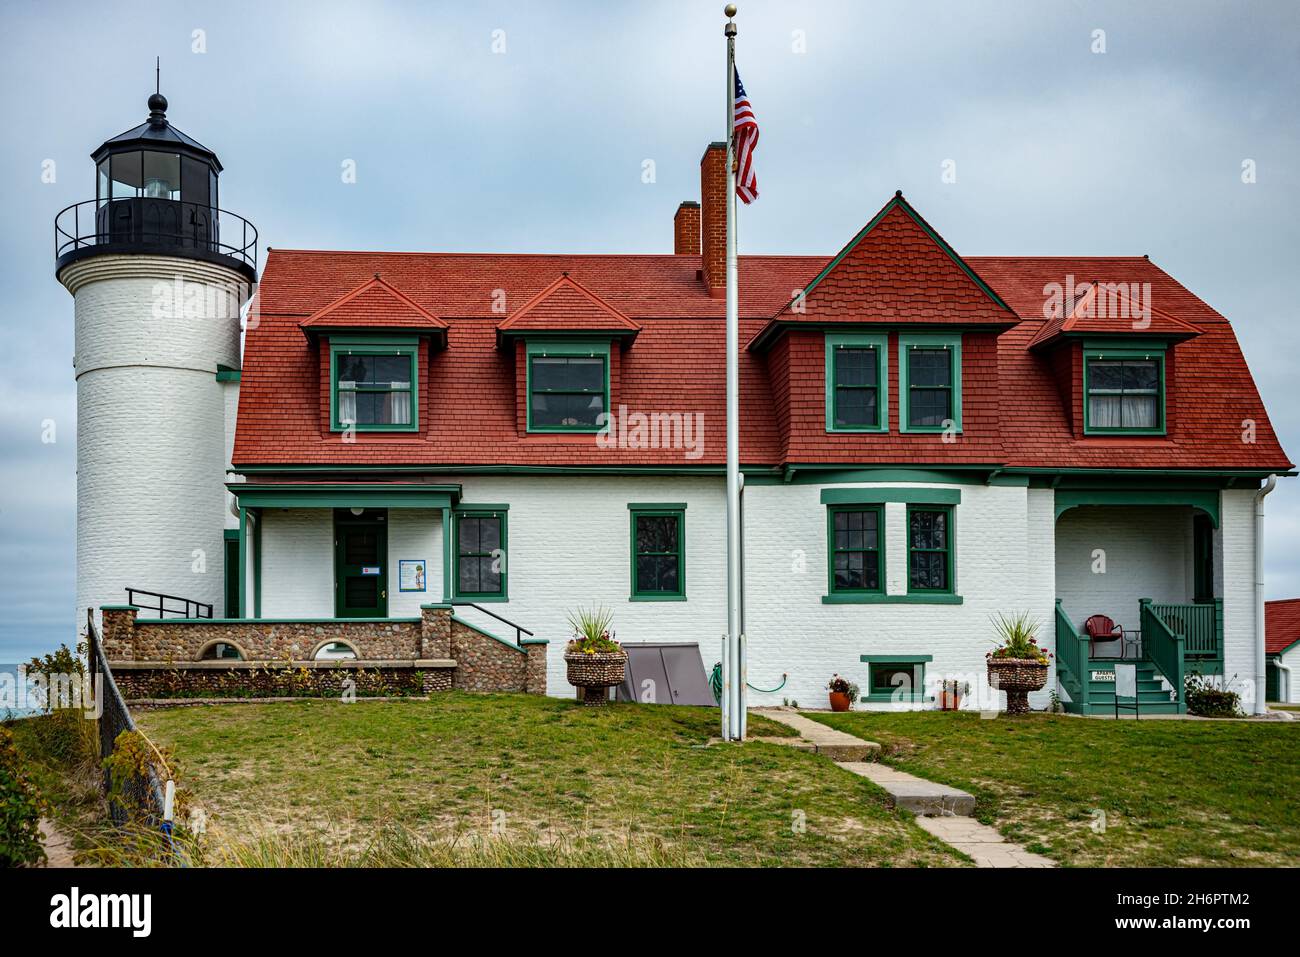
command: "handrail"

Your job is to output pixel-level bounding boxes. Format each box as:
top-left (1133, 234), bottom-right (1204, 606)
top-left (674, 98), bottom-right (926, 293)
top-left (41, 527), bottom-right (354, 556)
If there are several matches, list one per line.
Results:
top-left (450, 601), bottom-right (534, 645)
top-left (1150, 600), bottom-right (1221, 658)
top-left (1054, 600), bottom-right (1089, 709)
top-left (54, 198), bottom-right (257, 272)
top-left (1140, 597), bottom-right (1184, 707)
top-left (126, 587), bottom-right (213, 620)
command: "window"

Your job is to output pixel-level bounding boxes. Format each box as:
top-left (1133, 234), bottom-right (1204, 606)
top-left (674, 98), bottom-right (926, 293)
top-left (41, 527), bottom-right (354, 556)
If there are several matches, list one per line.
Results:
top-left (899, 335), bottom-right (962, 432)
top-left (455, 509), bottom-right (507, 600)
top-left (861, 656), bottom-right (931, 703)
top-left (825, 334), bottom-right (888, 431)
top-left (314, 641), bottom-right (358, 660)
top-left (827, 506), bottom-right (884, 595)
top-left (526, 341), bottom-right (610, 432)
top-left (199, 641), bottom-right (243, 661)
top-left (629, 505), bottom-right (685, 600)
top-left (907, 505), bottom-right (954, 594)
top-left (330, 339), bottom-right (419, 432)
top-left (1085, 350), bottom-right (1165, 434)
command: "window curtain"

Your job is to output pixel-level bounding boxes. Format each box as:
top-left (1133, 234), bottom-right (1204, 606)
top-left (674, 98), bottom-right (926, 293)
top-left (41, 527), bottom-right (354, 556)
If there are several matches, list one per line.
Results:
top-left (388, 382), bottom-right (411, 425)
top-left (338, 381), bottom-right (357, 425)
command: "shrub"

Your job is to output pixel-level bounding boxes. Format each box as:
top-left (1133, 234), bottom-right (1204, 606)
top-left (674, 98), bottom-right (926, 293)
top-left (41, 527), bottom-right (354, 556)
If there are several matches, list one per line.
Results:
top-left (988, 611), bottom-right (1050, 664)
top-left (0, 726), bottom-right (46, 867)
top-left (565, 605), bottom-right (622, 655)
top-left (1184, 674), bottom-right (1242, 718)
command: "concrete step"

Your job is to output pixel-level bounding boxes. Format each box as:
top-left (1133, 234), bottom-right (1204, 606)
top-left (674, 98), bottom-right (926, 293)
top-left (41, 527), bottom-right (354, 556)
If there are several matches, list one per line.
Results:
top-left (751, 708), bottom-right (881, 762)
top-left (839, 761), bottom-right (976, 816)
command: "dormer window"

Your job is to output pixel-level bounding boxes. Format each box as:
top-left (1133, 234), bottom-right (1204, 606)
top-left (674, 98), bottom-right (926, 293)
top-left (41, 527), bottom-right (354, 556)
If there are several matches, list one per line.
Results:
top-left (899, 334), bottom-right (963, 433)
top-left (1084, 348), bottom-right (1165, 435)
top-left (329, 338), bottom-right (419, 432)
top-left (526, 340), bottom-right (610, 432)
top-left (825, 334), bottom-right (888, 432)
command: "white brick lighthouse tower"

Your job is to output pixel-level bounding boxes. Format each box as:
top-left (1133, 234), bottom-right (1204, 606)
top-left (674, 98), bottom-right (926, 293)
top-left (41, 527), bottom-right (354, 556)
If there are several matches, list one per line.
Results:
top-left (54, 92), bottom-right (257, 624)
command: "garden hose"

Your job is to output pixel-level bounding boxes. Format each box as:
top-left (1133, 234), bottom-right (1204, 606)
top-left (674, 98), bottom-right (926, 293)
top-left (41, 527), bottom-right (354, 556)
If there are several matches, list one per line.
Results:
top-left (709, 662), bottom-right (788, 703)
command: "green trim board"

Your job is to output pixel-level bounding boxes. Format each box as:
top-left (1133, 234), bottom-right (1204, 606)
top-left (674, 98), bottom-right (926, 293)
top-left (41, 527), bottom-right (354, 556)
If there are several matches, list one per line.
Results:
top-left (215, 364), bottom-right (241, 382)
top-left (820, 487), bottom-right (962, 506)
top-left (825, 504), bottom-right (885, 597)
top-left (629, 504), bottom-right (686, 600)
top-left (906, 503), bottom-right (956, 596)
top-left (1054, 488), bottom-right (1219, 527)
top-left (899, 333), bottom-right (962, 433)
top-left (328, 337), bottom-right (420, 433)
top-left (823, 592), bottom-right (963, 605)
top-left (525, 338), bottom-right (611, 433)
top-left (228, 484), bottom-right (461, 510)
top-left (238, 507), bottom-right (248, 618)
top-left (252, 509), bottom-right (262, 619)
top-left (824, 333), bottom-right (889, 432)
top-left (453, 507), bottom-right (509, 602)
top-left (1083, 346), bottom-right (1166, 436)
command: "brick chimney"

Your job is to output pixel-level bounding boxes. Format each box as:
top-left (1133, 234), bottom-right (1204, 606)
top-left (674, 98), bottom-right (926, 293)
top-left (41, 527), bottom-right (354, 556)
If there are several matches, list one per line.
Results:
top-left (673, 201), bottom-right (701, 255)
top-left (700, 142), bottom-right (727, 297)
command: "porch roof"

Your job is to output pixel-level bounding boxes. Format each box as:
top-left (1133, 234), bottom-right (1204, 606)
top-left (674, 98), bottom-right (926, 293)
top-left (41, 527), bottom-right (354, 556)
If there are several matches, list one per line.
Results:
top-left (1054, 488), bottom-right (1219, 527)
top-left (227, 483), bottom-right (461, 509)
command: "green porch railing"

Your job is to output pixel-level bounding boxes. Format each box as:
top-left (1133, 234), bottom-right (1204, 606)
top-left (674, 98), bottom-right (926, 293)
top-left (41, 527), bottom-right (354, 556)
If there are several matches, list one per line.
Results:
top-left (1141, 598), bottom-right (1185, 709)
top-left (1149, 599), bottom-right (1222, 659)
top-left (1054, 599), bottom-right (1090, 709)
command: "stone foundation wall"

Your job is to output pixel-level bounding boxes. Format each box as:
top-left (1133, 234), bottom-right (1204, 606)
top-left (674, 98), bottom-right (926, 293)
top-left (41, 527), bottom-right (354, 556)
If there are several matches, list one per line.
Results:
top-left (100, 604), bottom-right (545, 698)
top-left (450, 617), bottom-right (547, 694)
top-left (110, 660), bottom-right (448, 700)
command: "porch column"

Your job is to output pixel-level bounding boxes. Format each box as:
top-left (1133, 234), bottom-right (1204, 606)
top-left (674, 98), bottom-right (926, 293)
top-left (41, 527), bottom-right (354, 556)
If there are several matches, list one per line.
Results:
top-left (441, 504), bottom-right (453, 603)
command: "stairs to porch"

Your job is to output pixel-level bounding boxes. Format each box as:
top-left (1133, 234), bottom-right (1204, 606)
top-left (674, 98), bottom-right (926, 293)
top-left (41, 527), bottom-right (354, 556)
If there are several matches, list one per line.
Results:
top-left (1068, 659), bottom-right (1181, 715)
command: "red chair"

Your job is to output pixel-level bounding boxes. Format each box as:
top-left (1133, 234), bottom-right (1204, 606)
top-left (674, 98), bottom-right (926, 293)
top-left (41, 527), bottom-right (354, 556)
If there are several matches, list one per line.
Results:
top-left (1084, 615), bottom-right (1126, 658)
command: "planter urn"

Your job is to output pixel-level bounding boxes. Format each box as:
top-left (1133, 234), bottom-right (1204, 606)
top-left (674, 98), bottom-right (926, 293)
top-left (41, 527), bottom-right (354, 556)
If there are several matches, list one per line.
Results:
top-left (986, 658), bottom-right (1049, 715)
top-left (564, 649), bottom-right (628, 706)
top-left (828, 691), bottom-right (852, 712)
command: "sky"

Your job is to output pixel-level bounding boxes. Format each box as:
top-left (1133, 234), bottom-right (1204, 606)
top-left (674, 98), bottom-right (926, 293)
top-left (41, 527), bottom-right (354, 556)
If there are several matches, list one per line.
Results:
top-left (0, 0), bottom-right (1297, 661)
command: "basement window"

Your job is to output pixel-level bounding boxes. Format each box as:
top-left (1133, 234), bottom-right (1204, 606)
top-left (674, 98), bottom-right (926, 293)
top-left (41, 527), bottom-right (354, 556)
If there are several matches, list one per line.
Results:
top-left (526, 340), bottom-right (610, 432)
top-left (861, 656), bottom-right (931, 703)
top-left (329, 338), bottom-right (419, 433)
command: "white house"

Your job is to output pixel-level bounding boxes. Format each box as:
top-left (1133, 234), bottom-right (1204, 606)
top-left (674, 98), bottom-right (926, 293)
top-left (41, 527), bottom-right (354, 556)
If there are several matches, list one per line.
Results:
top-left (57, 96), bottom-right (1293, 713)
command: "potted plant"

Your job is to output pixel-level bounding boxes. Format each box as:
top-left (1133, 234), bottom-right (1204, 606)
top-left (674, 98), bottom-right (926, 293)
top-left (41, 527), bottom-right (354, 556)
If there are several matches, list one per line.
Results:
top-left (986, 611), bottom-right (1050, 715)
top-left (940, 679), bottom-right (970, 711)
top-left (563, 605), bottom-right (627, 706)
top-left (827, 674), bottom-right (859, 712)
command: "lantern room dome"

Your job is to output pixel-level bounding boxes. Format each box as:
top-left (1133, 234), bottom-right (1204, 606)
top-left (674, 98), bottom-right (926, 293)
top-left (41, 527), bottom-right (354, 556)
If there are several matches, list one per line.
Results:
top-left (91, 92), bottom-right (223, 171)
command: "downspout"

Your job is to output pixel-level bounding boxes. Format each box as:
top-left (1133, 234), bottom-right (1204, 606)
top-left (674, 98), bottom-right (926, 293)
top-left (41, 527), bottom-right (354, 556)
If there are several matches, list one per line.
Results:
top-left (1253, 475), bottom-right (1278, 715)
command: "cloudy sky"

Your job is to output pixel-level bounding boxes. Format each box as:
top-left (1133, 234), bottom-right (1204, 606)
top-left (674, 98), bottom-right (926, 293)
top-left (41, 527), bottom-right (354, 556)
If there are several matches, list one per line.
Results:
top-left (1, 0), bottom-right (1296, 660)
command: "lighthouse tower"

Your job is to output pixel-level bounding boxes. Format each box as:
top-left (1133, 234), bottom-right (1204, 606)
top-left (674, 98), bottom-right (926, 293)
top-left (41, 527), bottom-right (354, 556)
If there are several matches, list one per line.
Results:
top-left (54, 92), bottom-right (257, 625)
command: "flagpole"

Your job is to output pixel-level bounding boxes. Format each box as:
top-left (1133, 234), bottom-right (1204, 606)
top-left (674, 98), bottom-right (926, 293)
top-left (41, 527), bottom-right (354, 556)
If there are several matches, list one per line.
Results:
top-left (723, 4), bottom-right (744, 742)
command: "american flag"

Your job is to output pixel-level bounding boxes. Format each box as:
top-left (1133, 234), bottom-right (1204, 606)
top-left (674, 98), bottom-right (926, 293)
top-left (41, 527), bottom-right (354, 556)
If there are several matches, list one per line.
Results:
top-left (733, 68), bottom-right (759, 204)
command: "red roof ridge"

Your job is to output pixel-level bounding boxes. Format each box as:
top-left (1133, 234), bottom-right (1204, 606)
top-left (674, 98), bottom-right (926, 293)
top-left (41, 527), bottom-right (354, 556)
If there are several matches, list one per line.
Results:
top-left (298, 274), bottom-right (448, 331)
top-left (497, 273), bottom-right (641, 334)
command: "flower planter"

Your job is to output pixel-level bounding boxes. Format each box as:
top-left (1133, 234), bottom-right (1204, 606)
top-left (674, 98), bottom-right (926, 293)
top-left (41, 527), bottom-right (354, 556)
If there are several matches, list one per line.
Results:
top-left (828, 691), bottom-right (852, 712)
top-left (565, 650), bottom-right (628, 706)
top-left (986, 658), bottom-right (1048, 715)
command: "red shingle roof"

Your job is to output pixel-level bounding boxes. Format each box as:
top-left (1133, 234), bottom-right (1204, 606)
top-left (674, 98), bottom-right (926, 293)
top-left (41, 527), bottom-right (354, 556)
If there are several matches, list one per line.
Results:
top-left (297, 275), bottom-right (447, 333)
top-left (1267, 599), bottom-right (1300, 655)
top-left (233, 198), bottom-right (1292, 473)
top-left (1028, 280), bottom-right (1202, 350)
top-left (497, 274), bottom-right (641, 337)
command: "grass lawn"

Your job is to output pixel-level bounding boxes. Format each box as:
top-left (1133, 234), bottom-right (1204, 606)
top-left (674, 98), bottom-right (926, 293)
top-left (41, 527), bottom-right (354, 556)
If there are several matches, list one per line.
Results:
top-left (810, 711), bottom-right (1300, 867)
top-left (133, 694), bottom-right (964, 867)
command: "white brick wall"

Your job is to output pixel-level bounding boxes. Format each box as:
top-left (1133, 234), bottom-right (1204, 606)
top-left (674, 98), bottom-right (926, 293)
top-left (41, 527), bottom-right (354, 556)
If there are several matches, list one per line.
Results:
top-left (1219, 490), bottom-right (1258, 699)
top-left (257, 510), bottom-right (334, 618)
top-left (387, 509), bottom-right (441, 618)
top-left (1275, 647), bottom-right (1300, 704)
top-left (64, 256), bottom-right (245, 624)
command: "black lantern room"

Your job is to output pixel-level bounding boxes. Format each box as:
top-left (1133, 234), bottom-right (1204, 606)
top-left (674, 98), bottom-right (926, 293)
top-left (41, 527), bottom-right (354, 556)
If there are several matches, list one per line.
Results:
top-left (55, 92), bottom-right (257, 282)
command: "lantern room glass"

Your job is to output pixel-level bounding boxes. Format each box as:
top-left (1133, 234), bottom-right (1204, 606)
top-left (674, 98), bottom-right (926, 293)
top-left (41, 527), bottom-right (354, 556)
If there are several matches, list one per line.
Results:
top-left (100, 149), bottom-right (214, 205)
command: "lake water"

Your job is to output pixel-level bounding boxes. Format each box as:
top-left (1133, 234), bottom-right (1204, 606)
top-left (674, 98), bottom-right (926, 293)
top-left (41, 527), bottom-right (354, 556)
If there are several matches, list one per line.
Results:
top-left (0, 664), bottom-right (41, 719)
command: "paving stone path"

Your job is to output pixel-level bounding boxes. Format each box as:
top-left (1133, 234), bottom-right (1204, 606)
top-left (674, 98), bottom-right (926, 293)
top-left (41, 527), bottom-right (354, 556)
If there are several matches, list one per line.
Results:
top-left (752, 708), bottom-right (1055, 869)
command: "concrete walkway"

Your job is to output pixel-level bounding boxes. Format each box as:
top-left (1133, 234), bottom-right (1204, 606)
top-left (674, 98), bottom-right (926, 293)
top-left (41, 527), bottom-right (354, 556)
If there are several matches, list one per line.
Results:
top-left (753, 708), bottom-right (1055, 869)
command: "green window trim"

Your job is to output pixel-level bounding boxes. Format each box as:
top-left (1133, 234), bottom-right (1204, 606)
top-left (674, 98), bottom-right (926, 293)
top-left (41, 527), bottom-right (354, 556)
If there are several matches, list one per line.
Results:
top-left (820, 487), bottom-right (961, 506)
top-left (629, 504), bottom-right (686, 600)
top-left (453, 508), bottom-right (509, 602)
top-left (825, 504), bottom-right (885, 597)
top-left (906, 503), bottom-right (956, 597)
top-left (859, 655), bottom-right (932, 703)
top-left (329, 337), bottom-right (420, 433)
top-left (525, 339), bottom-right (612, 433)
top-left (824, 333), bottom-right (889, 432)
top-left (1083, 347), bottom-right (1167, 436)
top-left (899, 334), bottom-right (962, 433)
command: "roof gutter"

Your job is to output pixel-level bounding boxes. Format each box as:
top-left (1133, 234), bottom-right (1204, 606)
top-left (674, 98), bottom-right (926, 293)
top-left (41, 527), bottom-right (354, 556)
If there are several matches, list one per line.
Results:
top-left (1254, 474), bottom-right (1278, 715)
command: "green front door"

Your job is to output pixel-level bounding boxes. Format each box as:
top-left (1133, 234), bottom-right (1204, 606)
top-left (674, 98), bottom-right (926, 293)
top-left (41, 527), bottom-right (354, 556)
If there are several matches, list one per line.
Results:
top-left (334, 509), bottom-right (388, 618)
